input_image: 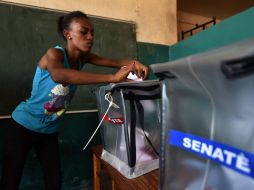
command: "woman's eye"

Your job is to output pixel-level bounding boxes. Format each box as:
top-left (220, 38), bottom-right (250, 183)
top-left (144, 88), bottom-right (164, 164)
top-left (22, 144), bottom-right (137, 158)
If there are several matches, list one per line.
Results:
top-left (81, 30), bottom-right (88, 35)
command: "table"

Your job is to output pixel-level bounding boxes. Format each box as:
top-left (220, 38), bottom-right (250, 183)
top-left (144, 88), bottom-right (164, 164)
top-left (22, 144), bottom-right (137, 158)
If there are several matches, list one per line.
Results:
top-left (92, 145), bottom-right (159, 190)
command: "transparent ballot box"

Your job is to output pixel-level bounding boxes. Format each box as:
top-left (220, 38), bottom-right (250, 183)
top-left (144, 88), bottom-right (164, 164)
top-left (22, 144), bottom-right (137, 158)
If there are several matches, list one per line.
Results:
top-left (150, 39), bottom-right (254, 190)
top-left (95, 80), bottom-right (161, 178)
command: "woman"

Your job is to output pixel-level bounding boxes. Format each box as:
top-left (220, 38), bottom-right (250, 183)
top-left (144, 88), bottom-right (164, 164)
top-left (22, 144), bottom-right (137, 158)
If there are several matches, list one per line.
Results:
top-left (0, 10), bottom-right (148, 190)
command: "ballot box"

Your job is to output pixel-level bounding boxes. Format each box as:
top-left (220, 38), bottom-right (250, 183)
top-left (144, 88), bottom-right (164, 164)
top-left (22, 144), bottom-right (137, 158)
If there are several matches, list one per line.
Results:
top-left (95, 80), bottom-right (161, 178)
top-left (150, 39), bottom-right (254, 190)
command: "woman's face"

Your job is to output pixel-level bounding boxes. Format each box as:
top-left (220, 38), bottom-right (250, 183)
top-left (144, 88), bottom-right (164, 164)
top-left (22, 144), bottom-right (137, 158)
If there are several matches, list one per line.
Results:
top-left (66, 17), bottom-right (94, 53)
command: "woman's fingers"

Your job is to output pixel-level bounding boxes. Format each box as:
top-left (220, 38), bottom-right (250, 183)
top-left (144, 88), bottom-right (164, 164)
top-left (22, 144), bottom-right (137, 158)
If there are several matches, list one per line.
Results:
top-left (132, 61), bottom-right (149, 79)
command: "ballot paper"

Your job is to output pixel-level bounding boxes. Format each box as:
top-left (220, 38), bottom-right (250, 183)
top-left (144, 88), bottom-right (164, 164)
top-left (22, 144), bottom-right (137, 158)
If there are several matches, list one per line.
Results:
top-left (127, 72), bottom-right (143, 81)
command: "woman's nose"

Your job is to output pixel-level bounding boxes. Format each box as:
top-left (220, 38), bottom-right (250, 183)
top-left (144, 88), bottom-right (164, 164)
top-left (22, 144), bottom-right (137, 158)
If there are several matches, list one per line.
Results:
top-left (87, 32), bottom-right (93, 40)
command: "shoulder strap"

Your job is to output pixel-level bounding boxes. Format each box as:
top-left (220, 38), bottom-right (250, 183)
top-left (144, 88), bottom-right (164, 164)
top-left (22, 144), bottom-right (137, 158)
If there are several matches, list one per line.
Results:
top-left (54, 46), bottom-right (70, 68)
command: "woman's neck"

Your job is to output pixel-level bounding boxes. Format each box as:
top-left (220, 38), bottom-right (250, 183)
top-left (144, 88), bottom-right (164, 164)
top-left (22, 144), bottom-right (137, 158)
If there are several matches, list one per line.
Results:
top-left (65, 47), bottom-right (81, 69)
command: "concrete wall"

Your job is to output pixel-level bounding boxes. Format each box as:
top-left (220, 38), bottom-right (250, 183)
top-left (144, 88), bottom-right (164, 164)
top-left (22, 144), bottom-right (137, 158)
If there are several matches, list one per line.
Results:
top-left (3, 0), bottom-right (177, 45)
top-left (177, 10), bottom-right (221, 41)
top-left (170, 7), bottom-right (254, 60)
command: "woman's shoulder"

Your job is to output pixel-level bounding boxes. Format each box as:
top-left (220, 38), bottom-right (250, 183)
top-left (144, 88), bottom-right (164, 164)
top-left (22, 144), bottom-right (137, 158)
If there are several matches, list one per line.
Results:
top-left (46, 47), bottom-right (64, 60)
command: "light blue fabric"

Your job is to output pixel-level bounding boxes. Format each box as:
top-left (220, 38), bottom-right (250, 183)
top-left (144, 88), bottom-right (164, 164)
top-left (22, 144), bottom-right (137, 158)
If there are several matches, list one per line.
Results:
top-left (12, 46), bottom-right (77, 134)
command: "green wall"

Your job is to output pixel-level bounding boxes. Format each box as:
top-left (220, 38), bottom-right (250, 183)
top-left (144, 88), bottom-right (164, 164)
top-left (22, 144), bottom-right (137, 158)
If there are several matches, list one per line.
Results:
top-left (137, 42), bottom-right (169, 79)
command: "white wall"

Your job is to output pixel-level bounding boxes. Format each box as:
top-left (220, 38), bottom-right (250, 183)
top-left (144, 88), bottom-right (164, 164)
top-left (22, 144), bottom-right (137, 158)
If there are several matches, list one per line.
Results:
top-left (3, 0), bottom-right (177, 45)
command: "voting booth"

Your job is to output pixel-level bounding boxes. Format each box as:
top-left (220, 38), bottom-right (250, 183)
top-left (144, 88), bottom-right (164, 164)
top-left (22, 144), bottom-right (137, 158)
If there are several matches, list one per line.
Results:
top-left (151, 39), bottom-right (254, 190)
top-left (95, 80), bottom-right (161, 178)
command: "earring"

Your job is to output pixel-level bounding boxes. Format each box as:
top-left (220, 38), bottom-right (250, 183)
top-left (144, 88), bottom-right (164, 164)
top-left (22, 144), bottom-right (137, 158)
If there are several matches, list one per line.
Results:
top-left (68, 36), bottom-right (71, 40)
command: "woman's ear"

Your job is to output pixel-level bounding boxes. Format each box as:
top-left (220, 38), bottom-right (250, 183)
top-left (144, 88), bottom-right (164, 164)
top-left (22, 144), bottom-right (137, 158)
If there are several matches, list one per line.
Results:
top-left (63, 29), bottom-right (72, 40)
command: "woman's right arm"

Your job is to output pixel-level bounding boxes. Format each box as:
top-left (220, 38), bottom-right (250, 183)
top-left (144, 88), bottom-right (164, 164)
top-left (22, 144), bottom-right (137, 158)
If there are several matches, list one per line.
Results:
top-left (40, 48), bottom-right (134, 85)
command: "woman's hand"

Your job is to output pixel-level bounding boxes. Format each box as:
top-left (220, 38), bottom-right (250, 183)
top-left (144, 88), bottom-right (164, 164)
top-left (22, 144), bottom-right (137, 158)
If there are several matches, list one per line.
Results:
top-left (120, 60), bottom-right (149, 80)
top-left (112, 63), bottom-right (135, 83)
top-left (86, 54), bottom-right (149, 80)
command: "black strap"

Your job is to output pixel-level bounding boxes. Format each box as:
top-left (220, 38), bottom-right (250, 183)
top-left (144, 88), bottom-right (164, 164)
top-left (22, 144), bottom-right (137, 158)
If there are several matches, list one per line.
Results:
top-left (134, 98), bottom-right (159, 156)
top-left (108, 84), bottom-right (160, 94)
top-left (124, 93), bottom-right (161, 100)
top-left (127, 92), bottom-right (159, 160)
top-left (123, 90), bottom-right (160, 167)
top-left (128, 94), bottom-right (136, 167)
top-left (118, 84), bottom-right (160, 91)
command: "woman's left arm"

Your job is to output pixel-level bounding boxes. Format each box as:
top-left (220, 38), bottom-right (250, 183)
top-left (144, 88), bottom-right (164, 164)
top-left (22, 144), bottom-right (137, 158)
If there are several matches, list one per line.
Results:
top-left (86, 53), bottom-right (149, 79)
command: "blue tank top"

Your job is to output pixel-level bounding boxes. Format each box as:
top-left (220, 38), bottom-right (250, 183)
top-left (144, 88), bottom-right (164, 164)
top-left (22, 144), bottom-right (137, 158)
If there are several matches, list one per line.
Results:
top-left (12, 46), bottom-right (77, 134)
